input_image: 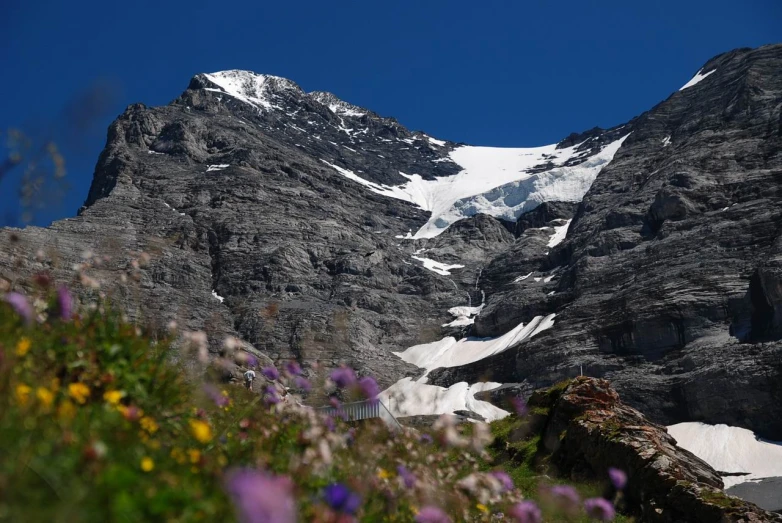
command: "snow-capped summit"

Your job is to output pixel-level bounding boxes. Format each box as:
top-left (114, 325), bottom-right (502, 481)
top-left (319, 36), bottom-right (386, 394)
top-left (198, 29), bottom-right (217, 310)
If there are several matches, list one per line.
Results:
top-left (202, 70), bottom-right (303, 110)
top-left (194, 68), bottom-right (629, 240)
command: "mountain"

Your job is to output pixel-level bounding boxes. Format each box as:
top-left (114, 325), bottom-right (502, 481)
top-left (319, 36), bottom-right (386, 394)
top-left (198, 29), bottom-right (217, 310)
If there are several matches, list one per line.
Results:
top-left (2, 44), bottom-right (782, 442)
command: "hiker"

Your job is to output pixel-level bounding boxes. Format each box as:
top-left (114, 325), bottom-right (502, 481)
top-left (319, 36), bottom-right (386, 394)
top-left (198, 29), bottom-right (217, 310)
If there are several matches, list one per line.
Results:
top-left (244, 369), bottom-right (256, 390)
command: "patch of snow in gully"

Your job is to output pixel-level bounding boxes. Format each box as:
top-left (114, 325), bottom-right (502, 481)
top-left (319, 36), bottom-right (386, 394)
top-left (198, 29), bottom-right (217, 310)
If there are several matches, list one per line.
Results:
top-left (411, 255), bottom-right (464, 276)
top-left (679, 69), bottom-right (717, 91)
top-left (442, 305), bottom-right (484, 328)
top-left (668, 422), bottom-right (782, 488)
top-left (207, 164), bottom-right (230, 172)
top-left (211, 290), bottom-right (225, 303)
top-left (547, 219), bottom-right (572, 248)
top-left (394, 313), bottom-right (556, 372)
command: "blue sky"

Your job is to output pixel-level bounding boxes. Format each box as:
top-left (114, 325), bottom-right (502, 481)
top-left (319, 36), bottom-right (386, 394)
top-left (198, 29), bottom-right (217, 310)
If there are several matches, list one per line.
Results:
top-left (2, 0), bottom-right (780, 226)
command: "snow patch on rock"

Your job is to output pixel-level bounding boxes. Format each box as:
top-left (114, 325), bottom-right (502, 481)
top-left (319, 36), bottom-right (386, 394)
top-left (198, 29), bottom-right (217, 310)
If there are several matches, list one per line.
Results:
top-left (394, 313), bottom-right (556, 372)
top-left (411, 255), bottom-right (465, 276)
top-left (668, 422), bottom-right (782, 488)
top-left (380, 378), bottom-right (507, 421)
top-left (679, 69), bottom-right (717, 91)
top-left (547, 219), bottom-right (572, 248)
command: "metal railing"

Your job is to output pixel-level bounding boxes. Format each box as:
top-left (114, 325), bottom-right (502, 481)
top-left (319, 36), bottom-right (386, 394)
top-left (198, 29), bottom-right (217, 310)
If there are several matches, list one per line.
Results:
top-left (317, 400), bottom-right (402, 430)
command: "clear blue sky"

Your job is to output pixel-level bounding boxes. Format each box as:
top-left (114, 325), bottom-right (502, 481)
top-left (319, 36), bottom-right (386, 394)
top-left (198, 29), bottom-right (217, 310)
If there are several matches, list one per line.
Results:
top-left (2, 0), bottom-right (780, 226)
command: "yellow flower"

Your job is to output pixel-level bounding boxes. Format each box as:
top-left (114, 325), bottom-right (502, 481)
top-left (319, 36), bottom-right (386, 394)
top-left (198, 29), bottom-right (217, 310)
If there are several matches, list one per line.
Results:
top-left (187, 448), bottom-right (201, 464)
top-left (170, 447), bottom-right (186, 464)
top-left (103, 390), bottom-right (124, 405)
top-left (15, 337), bottom-right (31, 357)
top-left (68, 382), bottom-right (90, 404)
top-left (58, 400), bottom-right (76, 420)
top-left (36, 387), bottom-right (54, 409)
top-left (140, 416), bottom-right (159, 434)
top-left (15, 384), bottom-right (32, 405)
top-left (377, 468), bottom-right (391, 479)
top-left (189, 419), bottom-right (212, 444)
top-left (217, 454), bottom-right (227, 467)
top-left (140, 456), bottom-right (154, 472)
top-left (476, 504), bottom-right (489, 514)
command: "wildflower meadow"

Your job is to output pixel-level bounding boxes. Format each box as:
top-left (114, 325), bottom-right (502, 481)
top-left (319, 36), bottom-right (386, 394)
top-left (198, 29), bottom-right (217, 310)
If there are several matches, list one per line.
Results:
top-left (0, 272), bottom-right (632, 522)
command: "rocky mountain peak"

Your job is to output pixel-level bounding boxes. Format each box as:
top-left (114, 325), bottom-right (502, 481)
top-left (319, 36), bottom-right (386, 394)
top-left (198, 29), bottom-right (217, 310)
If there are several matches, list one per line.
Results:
top-left (3, 46), bottom-right (782, 456)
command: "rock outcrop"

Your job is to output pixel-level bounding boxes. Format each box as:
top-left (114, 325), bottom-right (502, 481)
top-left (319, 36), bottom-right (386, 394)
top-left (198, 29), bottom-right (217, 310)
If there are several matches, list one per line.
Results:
top-left (491, 377), bottom-right (782, 522)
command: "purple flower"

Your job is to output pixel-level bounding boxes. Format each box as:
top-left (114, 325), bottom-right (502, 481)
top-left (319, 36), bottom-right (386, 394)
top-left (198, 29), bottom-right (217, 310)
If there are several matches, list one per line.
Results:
top-left (490, 470), bottom-right (514, 492)
top-left (608, 467), bottom-right (627, 490)
top-left (549, 485), bottom-right (580, 511)
top-left (203, 383), bottom-right (230, 407)
top-left (508, 501), bottom-right (542, 523)
top-left (57, 285), bottom-right (73, 321)
top-left (284, 361), bottom-right (302, 376)
top-left (420, 434), bottom-right (433, 444)
top-left (397, 465), bottom-right (416, 489)
top-left (358, 376), bottom-right (380, 404)
top-left (224, 469), bottom-right (296, 523)
top-left (263, 386), bottom-right (281, 405)
top-left (4, 292), bottom-right (33, 324)
top-left (323, 483), bottom-right (361, 514)
top-left (261, 366), bottom-right (280, 381)
top-left (330, 366), bottom-right (357, 388)
top-left (584, 497), bottom-right (616, 521)
top-left (245, 355), bottom-right (258, 368)
top-left (415, 506), bottom-right (452, 523)
top-left (293, 376), bottom-right (312, 392)
top-left (510, 396), bottom-right (528, 417)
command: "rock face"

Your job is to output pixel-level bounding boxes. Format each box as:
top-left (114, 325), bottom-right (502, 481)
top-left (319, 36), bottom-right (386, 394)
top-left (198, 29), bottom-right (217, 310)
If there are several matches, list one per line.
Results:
top-left (494, 377), bottom-right (782, 522)
top-left (429, 44), bottom-right (782, 439)
top-left (2, 45), bottom-right (782, 442)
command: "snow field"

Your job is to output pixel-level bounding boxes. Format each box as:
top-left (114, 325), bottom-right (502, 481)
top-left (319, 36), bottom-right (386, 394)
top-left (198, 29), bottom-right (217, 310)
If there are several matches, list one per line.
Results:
top-left (668, 422), bottom-right (782, 488)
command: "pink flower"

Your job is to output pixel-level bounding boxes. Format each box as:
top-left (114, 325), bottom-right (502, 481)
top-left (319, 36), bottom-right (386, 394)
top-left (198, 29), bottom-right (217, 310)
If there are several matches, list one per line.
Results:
top-left (293, 376), bottom-right (312, 392)
top-left (224, 469), bottom-right (296, 523)
top-left (261, 366), bottom-right (280, 381)
top-left (397, 465), bottom-right (416, 489)
top-left (584, 497), bottom-right (616, 521)
top-left (263, 386), bottom-right (281, 405)
top-left (57, 285), bottom-right (73, 321)
top-left (4, 292), bottom-right (33, 324)
top-left (490, 470), bottom-right (514, 492)
top-left (330, 366), bottom-right (357, 388)
top-left (415, 506), bottom-right (451, 523)
top-left (549, 485), bottom-right (580, 511)
top-left (358, 376), bottom-right (379, 404)
top-left (608, 467), bottom-right (627, 490)
top-left (508, 501), bottom-right (542, 523)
